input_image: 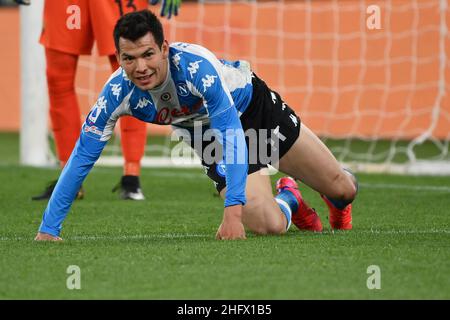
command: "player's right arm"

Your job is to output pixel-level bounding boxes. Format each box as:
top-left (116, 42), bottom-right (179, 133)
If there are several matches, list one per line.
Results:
top-left (37, 130), bottom-right (109, 239)
top-left (178, 44), bottom-right (248, 239)
top-left (36, 70), bottom-right (131, 240)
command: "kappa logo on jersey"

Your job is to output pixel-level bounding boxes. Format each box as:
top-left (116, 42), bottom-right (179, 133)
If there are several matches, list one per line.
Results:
top-left (176, 83), bottom-right (189, 97)
top-left (202, 75), bottom-right (218, 92)
top-left (88, 96), bottom-right (107, 123)
top-left (172, 52), bottom-right (183, 71)
top-left (188, 60), bottom-right (203, 79)
top-left (122, 70), bottom-right (132, 86)
top-left (109, 83), bottom-right (121, 101)
top-left (282, 102), bottom-right (287, 111)
top-left (134, 97), bottom-right (152, 109)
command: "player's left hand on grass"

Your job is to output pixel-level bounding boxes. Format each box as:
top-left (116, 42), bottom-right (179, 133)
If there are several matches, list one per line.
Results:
top-left (34, 232), bottom-right (63, 241)
top-left (216, 205), bottom-right (246, 240)
top-left (14, 0), bottom-right (30, 5)
top-left (149, 0), bottom-right (181, 19)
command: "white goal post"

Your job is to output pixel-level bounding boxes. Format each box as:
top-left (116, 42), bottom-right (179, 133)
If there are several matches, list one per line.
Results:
top-left (19, 0), bottom-right (55, 167)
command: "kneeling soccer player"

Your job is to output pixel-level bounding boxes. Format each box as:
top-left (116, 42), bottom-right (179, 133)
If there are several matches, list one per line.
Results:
top-left (35, 9), bottom-right (357, 241)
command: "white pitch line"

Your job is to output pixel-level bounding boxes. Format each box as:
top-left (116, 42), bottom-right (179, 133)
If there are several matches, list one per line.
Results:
top-left (321, 229), bottom-right (450, 235)
top-left (137, 171), bottom-right (450, 193)
top-left (135, 171), bottom-right (450, 192)
top-left (93, 168), bottom-right (208, 179)
top-left (70, 233), bottom-right (209, 241)
top-left (0, 233), bottom-right (209, 241)
top-left (1, 229), bottom-right (449, 241)
top-left (359, 182), bottom-right (450, 192)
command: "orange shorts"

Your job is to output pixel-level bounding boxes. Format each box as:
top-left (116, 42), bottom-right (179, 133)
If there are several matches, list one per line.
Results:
top-left (40, 0), bottom-right (149, 56)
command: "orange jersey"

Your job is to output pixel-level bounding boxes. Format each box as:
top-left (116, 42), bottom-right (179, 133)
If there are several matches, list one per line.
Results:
top-left (40, 0), bottom-right (149, 56)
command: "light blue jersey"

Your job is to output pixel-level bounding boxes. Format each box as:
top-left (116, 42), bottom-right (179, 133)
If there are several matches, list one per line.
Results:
top-left (39, 42), bottom-right (253, 237)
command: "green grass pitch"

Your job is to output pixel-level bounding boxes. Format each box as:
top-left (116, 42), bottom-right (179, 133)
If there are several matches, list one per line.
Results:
top-left (0, 133), bottom-right (449, 299)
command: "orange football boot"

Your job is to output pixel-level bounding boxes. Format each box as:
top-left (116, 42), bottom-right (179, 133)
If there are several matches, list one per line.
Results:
top-left (321, 195), bottom-right (352, 230)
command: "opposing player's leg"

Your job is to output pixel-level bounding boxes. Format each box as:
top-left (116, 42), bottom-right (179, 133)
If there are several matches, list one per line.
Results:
top-left (34, 0), bottom-right (94, 201)
top-left (276, 124), bottom-right (357, 230)
top-left (46, 48), bottom-right (81, 167)
top-left (108, 55), bottom-right (147, 200)
top-left (32, 48), bottom-right (84, 201)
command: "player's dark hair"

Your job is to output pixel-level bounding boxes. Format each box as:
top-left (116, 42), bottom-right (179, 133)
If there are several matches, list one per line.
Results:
top-left (114, 9), bottom-right (164, 52)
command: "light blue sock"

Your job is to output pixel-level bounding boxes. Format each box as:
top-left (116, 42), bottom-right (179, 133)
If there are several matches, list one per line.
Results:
top-left (275, 189), bottom-right (299, 230)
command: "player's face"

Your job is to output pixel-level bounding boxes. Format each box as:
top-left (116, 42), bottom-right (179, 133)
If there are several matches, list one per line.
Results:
top-left (117, 32), bottom-right (169, 91)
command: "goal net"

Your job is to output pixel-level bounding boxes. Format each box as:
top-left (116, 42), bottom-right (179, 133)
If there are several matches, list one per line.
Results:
top-left (21, 0), bottom-right (450, 175)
